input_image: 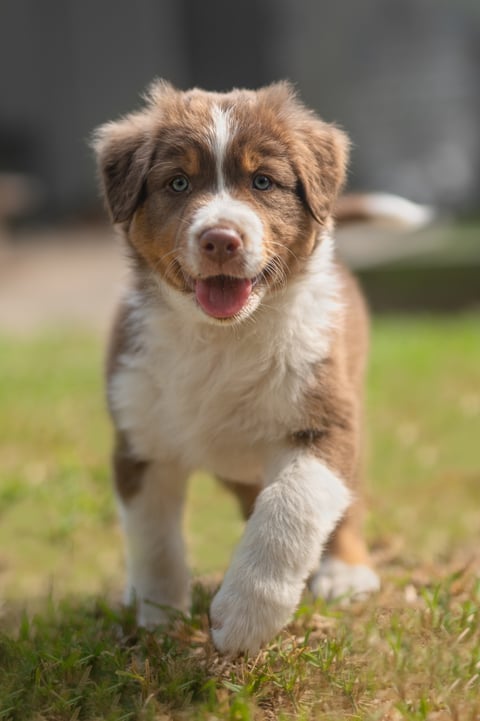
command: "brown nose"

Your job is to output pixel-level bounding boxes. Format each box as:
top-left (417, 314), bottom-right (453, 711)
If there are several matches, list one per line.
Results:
top-left (198, 227), bottom-right (242, 263)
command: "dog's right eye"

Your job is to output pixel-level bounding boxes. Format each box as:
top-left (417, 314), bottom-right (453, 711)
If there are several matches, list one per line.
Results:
top-left (169, 175), bottom-right (190, 193)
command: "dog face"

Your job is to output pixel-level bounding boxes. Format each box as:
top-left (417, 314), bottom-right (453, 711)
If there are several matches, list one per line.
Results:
top-left (94, 81), bottom-right (349, 323)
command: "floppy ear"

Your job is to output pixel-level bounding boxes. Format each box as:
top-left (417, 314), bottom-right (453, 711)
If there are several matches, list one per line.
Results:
top-left (295, 121), bottom-right (350, 224)
top-left (92, 114), bottom-right (155, 223)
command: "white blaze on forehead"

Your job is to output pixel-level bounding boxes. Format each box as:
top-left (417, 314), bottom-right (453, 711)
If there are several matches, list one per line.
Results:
top-left (210, 104), bottom-right (233, 191)
top-left (186, 106), bottom-right (264, 279)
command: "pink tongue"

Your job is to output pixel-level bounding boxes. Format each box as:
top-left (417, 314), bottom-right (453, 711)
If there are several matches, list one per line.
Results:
top-left (195, 276), bottom-right (252, 318)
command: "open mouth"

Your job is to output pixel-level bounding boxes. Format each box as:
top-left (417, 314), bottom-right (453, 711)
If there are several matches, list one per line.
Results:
top-left (194, 275), bottom-right (257, 319)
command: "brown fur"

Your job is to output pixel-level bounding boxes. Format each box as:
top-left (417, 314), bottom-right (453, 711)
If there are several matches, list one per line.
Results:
top-left (113, 431), bottom-right (149, 501)
top-left (221, 479), bottom-right (262, 519)
top-left (292, 266), bottom-right (368, 479)
top-left (292, 264), bottom-right (371, 565)
top-left (106, 305), bottom-right (151, 502)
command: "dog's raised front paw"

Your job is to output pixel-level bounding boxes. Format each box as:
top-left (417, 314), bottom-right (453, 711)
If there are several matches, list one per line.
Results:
top-left (309, 556), bottom-right (380, 602)
top-left (210, 576), bottom-right (298, 655)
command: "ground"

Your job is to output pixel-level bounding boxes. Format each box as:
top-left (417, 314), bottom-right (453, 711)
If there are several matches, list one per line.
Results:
top-left (0, 224), bottom-right (479, 720)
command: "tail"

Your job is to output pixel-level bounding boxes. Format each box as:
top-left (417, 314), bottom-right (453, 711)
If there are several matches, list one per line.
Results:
top-left (335, 192), bottom-right (434, 229)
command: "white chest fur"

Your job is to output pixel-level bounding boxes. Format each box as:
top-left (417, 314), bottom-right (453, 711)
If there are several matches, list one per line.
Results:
top-left (109, 240), bottom-right (341, 482)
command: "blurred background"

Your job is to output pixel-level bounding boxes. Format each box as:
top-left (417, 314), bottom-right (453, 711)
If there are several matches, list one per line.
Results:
top-left (0, 0), bottom-right (479, 329)
top-left (1, 0), bottom-right (480, 327)
top-left (0, 1), bottom-right (479, 606)
top-left (2, 0), bottom-right (480, 215)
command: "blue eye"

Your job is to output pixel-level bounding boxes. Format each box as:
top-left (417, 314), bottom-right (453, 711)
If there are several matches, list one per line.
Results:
top-left (252, 174), bottom-right (273, 191)
top-left (169, 175), bottom-right (190, 192)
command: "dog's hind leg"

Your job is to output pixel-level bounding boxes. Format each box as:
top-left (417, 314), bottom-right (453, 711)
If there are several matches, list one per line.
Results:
top-left (309, 499), bottom-right (380, 602)
top-left (220, 479), bottom-right (262, 520)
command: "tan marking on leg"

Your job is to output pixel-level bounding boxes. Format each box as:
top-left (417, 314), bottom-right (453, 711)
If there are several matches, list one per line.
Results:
top-left (113, 433), bottom-right (149, 502)
top-left (221, 479), bottom-right (261, 519)
top-left (326, 501), bottom-right (372, 566)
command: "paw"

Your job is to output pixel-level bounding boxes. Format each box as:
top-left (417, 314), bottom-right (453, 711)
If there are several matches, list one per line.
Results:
top-left (210, 576), bottom-right (299, 655)
top-left (309, 556), bottom-right (380, 603)
top-left (136, 599), bottom-right (172, 629)
top-left (126, 587), bottom-right (190, 629)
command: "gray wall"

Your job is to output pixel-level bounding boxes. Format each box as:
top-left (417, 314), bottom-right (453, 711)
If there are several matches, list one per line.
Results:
top-left (277, 0), bottom-right (480, 211)
top-left (1, 0), bottom-right (479, 217)
top-left (0, 0), bottom-right (189, 216)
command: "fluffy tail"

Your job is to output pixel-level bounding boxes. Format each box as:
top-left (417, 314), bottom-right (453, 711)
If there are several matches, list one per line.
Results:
top-left (335, 192), bottom-right (434, 229)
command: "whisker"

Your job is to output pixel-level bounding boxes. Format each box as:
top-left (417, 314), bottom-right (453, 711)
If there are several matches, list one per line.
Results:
top-left (262, 254), bottom-right (289, 292)
top-left (267, 240), bottom-right (300, 263)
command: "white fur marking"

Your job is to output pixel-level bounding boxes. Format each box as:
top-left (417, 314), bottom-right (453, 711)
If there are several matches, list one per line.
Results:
top-left (210, 453), bottom-right (350, 654)
top-left (210, 105), bottom-right (232, 191)
top-left (185, 192), bottom-right (264, 278)
top-left (110, 237), bottom-right (341, 474)
top-left (309, 556), bottom-right (380, 603)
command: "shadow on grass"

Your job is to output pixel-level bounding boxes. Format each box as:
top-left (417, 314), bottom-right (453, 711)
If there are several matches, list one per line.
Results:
top-left (0, 585), bottom-right (220, 721)
top-left (1, 565), bottom-right (480, 721)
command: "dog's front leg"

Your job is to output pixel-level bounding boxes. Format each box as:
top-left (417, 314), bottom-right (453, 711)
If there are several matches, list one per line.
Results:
top-left (114, 442), bottom-right (190, 628)
top-left (210, 451), bottom-right (350, 654)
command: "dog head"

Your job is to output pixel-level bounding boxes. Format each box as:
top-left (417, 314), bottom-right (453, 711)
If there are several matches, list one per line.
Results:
top-left (94, 81), bottom-right (349, 324)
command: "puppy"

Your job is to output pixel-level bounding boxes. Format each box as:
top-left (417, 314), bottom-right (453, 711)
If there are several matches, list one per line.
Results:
top-left (94, 80), bottom-right (381, 655)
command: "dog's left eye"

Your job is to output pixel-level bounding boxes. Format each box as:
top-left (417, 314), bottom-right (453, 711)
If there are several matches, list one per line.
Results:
top-left (252, 174), bottom-right (273, 191)
top-left (169, 175), bottom-right (190, 192)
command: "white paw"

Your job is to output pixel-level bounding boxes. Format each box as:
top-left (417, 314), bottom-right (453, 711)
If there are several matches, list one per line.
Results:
top-left (309, 556), bottom-right (380, 602)
top-left (210, 575), bottom-right (299, 655)
top-left (136, 600), bottom-right (172, 628)
top-left (127, 587), bottom-right (189, 629)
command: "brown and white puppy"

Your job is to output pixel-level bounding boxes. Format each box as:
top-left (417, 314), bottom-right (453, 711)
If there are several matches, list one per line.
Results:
top-left (94, 80), bottom-right (381, 655)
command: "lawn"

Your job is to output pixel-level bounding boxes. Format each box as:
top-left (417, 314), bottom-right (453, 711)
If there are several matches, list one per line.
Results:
top-left (0, 314), bottom-right (479, 720)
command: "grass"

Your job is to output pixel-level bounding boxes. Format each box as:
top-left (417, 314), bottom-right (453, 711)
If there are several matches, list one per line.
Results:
top-left (0, 314), bottom-right (479, 720)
